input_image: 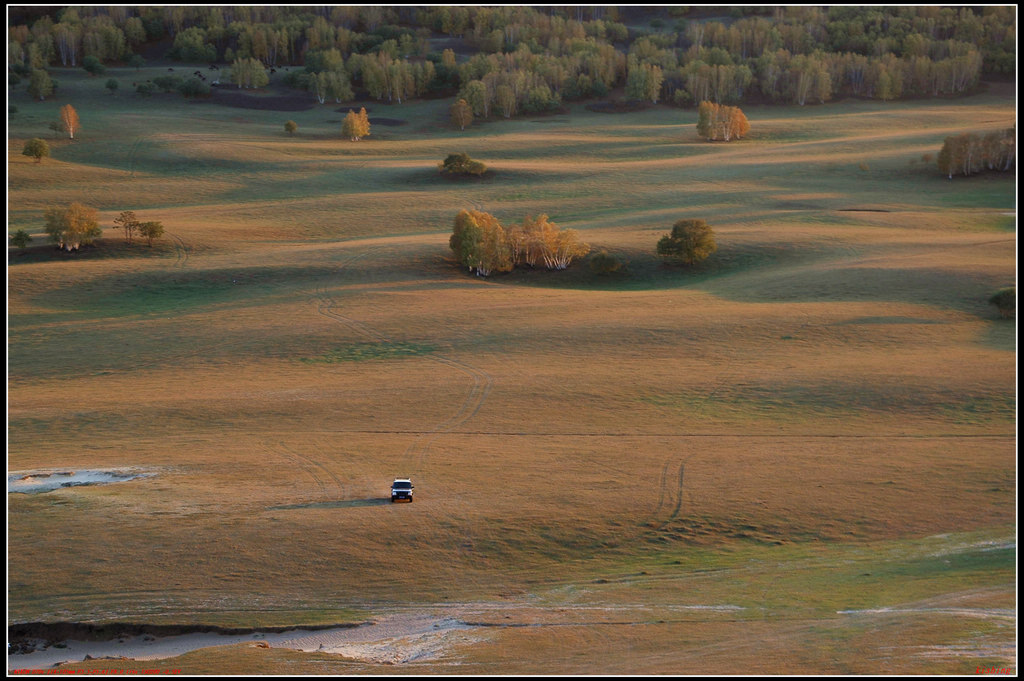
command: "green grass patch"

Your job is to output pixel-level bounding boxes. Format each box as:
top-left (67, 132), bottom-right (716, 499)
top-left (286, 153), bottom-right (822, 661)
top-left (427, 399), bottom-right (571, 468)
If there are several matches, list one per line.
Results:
top-left (550, 527), bottom-right (1016, 617)
top-left (639, 384), bottom-right (1016, 425)
top-left (301, 341), bottom-right (436, 363)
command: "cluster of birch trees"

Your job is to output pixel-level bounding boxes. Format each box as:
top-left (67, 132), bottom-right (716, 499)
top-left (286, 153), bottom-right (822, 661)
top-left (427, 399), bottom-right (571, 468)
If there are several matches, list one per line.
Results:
top-left (696, 102), bottom-right (750, 141)
top-left (936, 128), bottom-right (1015, 179)
top-left (450, 210), bottom-right (590, 277)
top-left (229, 57), bottom-right (269, 89)
top-left (341, 108), bottom-right (370, 141)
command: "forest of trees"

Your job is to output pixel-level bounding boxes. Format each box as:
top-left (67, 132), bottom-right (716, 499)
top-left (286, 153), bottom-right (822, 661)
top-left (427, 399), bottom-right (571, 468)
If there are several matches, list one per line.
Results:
top-left (8, 6), bottom-right (1014, 113)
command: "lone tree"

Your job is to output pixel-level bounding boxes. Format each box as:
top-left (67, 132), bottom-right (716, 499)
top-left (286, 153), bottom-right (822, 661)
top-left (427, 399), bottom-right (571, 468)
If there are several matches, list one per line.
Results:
top-left (450, 98), bottom-right (473, 130)
top-left (657, 218), bottom-right (717, 265)
top-left (105, 78), bottom-right (118, 95)
top-left (988, 287), bottom-right (1015, 319)
top-left (44, 202), bottom-right (102, 251)
top-left (113, 210), bottom-right (140, 243)
top-left (10, 229), bottom-right (33, 251)
top-left (82, 55), bottom-right (105, 77)
top-left (138, 220), bottom-right (166, 247)
top-left (284, 120), bottom-right (298, 135)
top-left (341, 107), bottom-right (370, 141)
top-left (21, 138), bottom-right (50, 163)
top-left (60, 104), bottom-right (80, 140)
top-left (28, 69), bottom-right (54, 100)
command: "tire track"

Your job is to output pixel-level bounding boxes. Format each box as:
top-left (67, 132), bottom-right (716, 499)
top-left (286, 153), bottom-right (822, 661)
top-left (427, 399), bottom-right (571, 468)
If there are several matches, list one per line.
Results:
top-left (275, 440), bottom-right (346, 500)
top-left (167, 232), bottom-right (190, 268)
top-left (127, 136), bottom-right (143, 178)
top-left (652, 459), bottom-right (672, 519)
top-left (310, 247), bottom-right (494, 471)
top-left (261, 442), bottom-right (328, 499)
top-left (650, 459), bottom-right (688, 532)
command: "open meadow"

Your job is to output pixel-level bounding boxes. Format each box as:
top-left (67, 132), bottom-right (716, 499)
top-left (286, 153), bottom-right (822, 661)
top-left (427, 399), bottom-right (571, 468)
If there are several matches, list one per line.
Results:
top-left (7, 65), bottom-right (1016, 674)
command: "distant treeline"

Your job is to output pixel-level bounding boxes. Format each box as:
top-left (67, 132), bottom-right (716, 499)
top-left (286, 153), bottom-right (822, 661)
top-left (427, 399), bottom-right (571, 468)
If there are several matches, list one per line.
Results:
top-left (8, 6), bottom-right (1015, 114)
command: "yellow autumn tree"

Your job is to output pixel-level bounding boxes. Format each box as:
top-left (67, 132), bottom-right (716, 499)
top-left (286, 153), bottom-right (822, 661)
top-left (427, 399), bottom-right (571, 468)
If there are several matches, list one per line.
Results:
top-left (508, 214), bottom-right (591, 270)
top-left (450, 98), bottom-right (473, 130)
top-left (44, 202), bottom-right (102, 251)
top-left (696, 101), bottom-right (749, 142)
top-left (451, 211), bottom-right (590, 276)
top-left (357, 107), bottom-right (371, 139)
top-left (449, 209), bottom-right (513, 277)
top-left (342, 107), bottom-right (371, 141)
top-left (60, 104), bottom-right (80, 139)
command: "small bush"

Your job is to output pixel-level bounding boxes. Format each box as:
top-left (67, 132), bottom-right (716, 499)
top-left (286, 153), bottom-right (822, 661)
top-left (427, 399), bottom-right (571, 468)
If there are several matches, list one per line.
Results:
top-left (82, 55), bottom-right (105, 76)
top-left (988, 287), bottom-right (1015, 319)
top-left (440, 152), bottom-right (487, 176)
top-left (657, 218), bottom-right (717, 265)
top-left (589, 250), bottom-right (623, 275)
top-left (153, 75), bottom-right (183, 92)
top-left (21, 138), bottom-right (50, 163)
top-left (10, 229), bottom-right (32, 250)
top-left (178, 77), bottom-right (211, 97)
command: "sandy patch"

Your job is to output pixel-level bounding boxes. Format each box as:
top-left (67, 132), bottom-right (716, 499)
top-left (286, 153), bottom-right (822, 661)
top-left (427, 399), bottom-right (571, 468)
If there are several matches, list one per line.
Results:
top-left (837, 607), bottom-right (1016, 621)
top-left (8, 469), bottom-right (154, 494)
top-left (8, 614), bottom-right (482, 670)
top-left (272, 614), bottom-right (479, 664)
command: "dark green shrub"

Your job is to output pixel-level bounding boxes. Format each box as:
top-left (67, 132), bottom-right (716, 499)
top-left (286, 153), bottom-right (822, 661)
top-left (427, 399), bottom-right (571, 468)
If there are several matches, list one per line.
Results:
top-left (178, 77), bottom-right (211, 97)
top-left (440, 152), bottom-right (488, 176)
top-left (989, 287), bottom-right (1015, 319)
top-left (82, 55), bottom-right (105, 76)
top-left (589, 250), bottom-right (623, 275)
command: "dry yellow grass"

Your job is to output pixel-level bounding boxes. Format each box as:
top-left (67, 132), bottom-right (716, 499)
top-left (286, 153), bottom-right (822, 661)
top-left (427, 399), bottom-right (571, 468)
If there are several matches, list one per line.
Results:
top-left (7, 71), bottom-right (1015, 673)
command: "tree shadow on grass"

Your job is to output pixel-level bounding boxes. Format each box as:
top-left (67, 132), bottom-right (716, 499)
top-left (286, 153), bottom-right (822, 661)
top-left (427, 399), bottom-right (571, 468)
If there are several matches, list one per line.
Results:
top-left (487, 240), bottom-right (835, 293)
top-left (482, 240), bottom-right (1010, 318)
top-left (30, 264), bottom-right (344, 318)
top-left (8, 239), bottom-right (176, 265)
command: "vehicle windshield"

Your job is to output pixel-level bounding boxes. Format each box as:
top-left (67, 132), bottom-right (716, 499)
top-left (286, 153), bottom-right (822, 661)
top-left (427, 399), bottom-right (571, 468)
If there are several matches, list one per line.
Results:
top-left (393, 481), bottom-right (412, 489)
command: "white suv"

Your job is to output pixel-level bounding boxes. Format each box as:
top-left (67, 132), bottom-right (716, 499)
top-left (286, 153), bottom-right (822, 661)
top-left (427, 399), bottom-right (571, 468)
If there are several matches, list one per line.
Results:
top-left (391, 478), bottom-right (414, 502)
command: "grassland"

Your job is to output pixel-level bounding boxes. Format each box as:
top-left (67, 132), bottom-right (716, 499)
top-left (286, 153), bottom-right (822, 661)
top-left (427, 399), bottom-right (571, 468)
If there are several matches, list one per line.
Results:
top-left (7, 66), bottom-right (1016, 674)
